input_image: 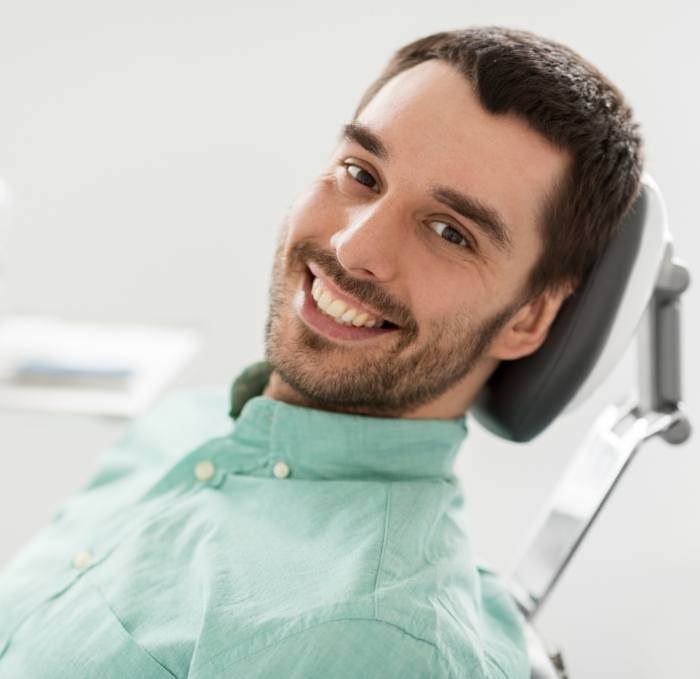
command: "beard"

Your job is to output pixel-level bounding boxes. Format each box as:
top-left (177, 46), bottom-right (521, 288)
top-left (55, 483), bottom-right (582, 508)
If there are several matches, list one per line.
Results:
top-left (264, 226), bottom-right (524, 418)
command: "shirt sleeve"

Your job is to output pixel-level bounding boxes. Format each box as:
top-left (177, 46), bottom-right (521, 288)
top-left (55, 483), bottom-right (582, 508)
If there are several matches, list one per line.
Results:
top-left (200, 618), bottom-right (451, 679)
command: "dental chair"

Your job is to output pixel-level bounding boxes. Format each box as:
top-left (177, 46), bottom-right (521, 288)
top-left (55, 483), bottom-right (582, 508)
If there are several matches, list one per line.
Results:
top-left (471, 174), bottom-right (692, 678)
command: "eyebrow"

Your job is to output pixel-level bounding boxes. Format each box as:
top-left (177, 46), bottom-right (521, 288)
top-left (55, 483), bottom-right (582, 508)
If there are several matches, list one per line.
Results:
top-left (340, 122), bottom-right (390, 160)
top-left (339, 122), bottom-right (514, 255)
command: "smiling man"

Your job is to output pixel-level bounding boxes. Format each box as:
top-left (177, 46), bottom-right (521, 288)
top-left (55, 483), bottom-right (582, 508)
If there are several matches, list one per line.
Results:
top-left (265, 56), bottom-right (574, 421)
top-left (0, 27), bottom-right (641, 679)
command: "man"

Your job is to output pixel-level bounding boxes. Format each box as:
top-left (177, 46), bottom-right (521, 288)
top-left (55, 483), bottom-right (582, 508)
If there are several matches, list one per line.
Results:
top-left (0, 26), bottom-right (641, 678)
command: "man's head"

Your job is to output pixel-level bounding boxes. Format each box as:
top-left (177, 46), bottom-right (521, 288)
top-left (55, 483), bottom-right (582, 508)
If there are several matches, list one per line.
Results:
top-left (263, 27), bottom-right (643, 419)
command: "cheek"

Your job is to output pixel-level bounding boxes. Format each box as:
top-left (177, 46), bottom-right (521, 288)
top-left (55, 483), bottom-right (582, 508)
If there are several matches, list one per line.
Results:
top-left (410, 290), bottom-right (464, 337)
top-left (286, 176), bottom-right (340, 244)
top-left (410, 263), bottom-right (472, 314)
top-left (410, 266), bottom-right (500, 337)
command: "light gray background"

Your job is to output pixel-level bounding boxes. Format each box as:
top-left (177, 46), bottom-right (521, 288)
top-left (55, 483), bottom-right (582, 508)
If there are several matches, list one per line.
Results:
top-left (1, 2), bottom-right (698, 677)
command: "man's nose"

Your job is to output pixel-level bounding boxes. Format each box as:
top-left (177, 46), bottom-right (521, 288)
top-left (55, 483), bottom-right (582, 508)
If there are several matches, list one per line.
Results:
top-left (329, 199), bottom-right (403, 282)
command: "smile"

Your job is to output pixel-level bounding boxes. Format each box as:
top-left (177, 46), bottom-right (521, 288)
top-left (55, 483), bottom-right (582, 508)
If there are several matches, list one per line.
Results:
top-left (312, 276), bottom-right (385, 328)
top-left (293, 263), bottom-right (400, 343)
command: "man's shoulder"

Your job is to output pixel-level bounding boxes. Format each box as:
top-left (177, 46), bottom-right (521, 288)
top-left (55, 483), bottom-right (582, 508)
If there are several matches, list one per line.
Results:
top-left (136, 386), bottom-right (233, 441)
top-left (112, 385), bottom-right (233, 465)
top-left (373, 484), bottom-right (529, 679)
top-left (73, 386), bottom-right (233, 501)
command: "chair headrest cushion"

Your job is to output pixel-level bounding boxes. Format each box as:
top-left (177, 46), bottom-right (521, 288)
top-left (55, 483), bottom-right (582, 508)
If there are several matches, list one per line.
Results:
top-left (470, 184), bottom-right (651, 442)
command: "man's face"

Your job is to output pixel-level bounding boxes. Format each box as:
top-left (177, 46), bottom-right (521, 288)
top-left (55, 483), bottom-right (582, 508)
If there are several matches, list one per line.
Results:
top-left (265, 59), bottom-right (569, 417)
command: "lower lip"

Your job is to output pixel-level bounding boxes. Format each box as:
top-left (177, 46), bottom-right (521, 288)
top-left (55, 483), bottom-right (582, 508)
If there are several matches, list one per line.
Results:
top-left (293, 269), bottom-right (399, 343)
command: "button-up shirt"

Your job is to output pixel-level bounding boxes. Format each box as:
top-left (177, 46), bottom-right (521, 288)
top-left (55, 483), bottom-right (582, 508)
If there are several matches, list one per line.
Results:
top-left (0, 361), bottom-right (529, 678)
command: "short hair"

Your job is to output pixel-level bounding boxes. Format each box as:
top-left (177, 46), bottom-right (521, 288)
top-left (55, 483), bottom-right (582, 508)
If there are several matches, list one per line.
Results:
top-left (353, 27), bottom-right (644, 302)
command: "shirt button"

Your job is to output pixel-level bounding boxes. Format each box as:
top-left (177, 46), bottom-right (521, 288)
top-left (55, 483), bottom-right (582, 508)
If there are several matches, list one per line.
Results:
top-left (72, 549), bottom-right (92, 569)
top-left (272, 461), bottom-right (290, 479)
top-left (194, 460), bottom-right (216, 481)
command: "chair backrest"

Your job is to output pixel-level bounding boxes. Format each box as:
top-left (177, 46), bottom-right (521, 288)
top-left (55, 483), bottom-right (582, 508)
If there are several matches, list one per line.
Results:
top-left (470, 175), bottom-right (670, 442)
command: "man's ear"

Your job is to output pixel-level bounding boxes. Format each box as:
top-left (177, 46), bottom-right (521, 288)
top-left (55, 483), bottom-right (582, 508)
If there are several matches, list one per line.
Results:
top-left (487, 283), bottom-right (574, 361)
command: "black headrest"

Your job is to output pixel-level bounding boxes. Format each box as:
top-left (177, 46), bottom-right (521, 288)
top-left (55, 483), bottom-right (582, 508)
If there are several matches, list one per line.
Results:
top-left (470, 188), bottom-right (647, 442)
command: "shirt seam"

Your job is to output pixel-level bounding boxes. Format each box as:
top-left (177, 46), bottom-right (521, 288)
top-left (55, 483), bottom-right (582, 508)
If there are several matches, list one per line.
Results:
top-left (91, 584), bottom-right (178, 678)
top-left (200, 616), bottom-right (446, 671)
top-left (372, 481), bottom-right (392, 618)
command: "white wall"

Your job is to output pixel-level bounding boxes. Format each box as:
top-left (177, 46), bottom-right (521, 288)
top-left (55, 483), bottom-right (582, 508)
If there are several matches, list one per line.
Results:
top-left (1, 1), bottom-right (698, 676)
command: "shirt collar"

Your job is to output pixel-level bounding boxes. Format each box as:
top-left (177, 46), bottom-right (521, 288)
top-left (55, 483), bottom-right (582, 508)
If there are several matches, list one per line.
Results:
top-left (227, 361), bottom-right (468, 481)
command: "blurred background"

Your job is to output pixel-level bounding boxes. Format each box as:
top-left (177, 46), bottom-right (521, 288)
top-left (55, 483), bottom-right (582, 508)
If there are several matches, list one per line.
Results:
top-left (0, 1), bottom-right (697, 676)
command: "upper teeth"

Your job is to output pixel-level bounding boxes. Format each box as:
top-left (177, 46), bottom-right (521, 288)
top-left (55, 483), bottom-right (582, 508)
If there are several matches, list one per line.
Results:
top-left (311, 277), bottom-right (384, 328)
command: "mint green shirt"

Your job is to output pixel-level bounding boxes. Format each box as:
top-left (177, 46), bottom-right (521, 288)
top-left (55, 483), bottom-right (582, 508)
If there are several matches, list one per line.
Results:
top-left (0, 362), bottom-right (529, 678)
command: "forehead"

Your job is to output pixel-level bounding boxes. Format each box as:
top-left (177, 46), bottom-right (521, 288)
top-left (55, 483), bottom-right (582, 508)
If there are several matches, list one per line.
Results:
top-left (354, 60), bottom-right (570, 254)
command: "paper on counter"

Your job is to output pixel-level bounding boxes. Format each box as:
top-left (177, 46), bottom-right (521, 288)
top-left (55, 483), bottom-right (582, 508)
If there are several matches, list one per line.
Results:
top-left (0, 315), bottom-right (200, 417)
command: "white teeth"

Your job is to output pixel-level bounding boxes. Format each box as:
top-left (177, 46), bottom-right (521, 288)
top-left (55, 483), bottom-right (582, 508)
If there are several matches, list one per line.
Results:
top-left (317, 291), bottom-right (332, 311)
top-left (310, 276), bottom-right (384, 329)
top-left (326, 300), bottom-right (346, 318)
top-left (311, 278), bottom-right (322, 301)
top-left (351, 312), bottom-right (369, 327)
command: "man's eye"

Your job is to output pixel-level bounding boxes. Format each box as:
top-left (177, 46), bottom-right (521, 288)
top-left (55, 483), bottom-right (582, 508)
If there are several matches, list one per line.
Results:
top-left (344, 162), bottom-right (380, 193)
top-left (429, 221), bottom-right (472, 250)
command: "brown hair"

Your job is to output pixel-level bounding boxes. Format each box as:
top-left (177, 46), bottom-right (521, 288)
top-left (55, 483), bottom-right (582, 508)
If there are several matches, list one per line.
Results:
top-left (353, 27), bottom-right (644, 302)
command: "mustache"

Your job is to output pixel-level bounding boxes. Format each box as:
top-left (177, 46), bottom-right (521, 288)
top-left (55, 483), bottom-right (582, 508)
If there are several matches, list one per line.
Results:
top-left (291, 241), bottom-right (416, 331)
